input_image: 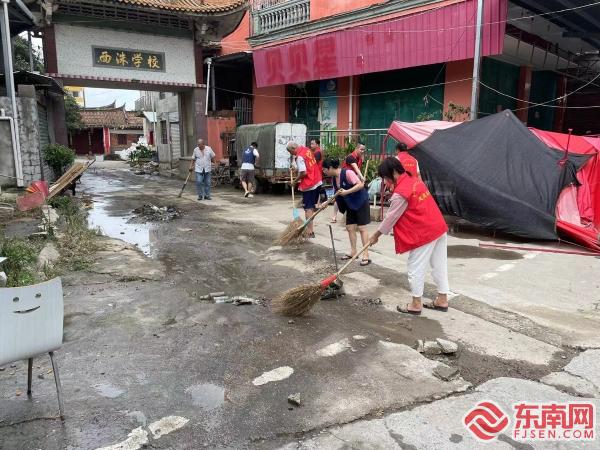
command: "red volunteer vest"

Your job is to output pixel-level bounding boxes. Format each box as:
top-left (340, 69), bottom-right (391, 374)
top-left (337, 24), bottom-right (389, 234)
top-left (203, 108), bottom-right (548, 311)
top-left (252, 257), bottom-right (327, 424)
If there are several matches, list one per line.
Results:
top-left (297, 146), bottom-right (320, 191)
top-left (397, 152), bottom-right (418, 175)
top-left (392, 173), bottom-right (448, 254)
top-left (343, 150), bottom-right (363, 170)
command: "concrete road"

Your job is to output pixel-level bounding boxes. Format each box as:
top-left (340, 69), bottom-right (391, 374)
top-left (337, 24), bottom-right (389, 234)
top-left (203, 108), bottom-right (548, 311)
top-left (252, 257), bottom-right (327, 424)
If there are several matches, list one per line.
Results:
top-left (1, 163), bottom-right (599, 449)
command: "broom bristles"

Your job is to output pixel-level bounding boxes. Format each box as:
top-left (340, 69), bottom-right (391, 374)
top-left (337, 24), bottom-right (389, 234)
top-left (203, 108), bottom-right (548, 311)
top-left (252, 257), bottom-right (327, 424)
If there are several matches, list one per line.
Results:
top-left (271, 283), bottom-right (323, 316)
top-left (275, 217), bottom-right (309, 246)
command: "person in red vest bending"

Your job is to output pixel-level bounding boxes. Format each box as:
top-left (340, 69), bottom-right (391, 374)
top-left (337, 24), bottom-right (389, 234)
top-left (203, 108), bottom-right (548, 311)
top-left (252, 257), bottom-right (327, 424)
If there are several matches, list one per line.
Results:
top-left (396, 142), bottom-right (420, 178)
top-left (310, 138), bottom-right (324, 207)
top-left (287, 141), bottom-right (322, 238)
top-left (369, 157), bottom-right (450, 315)
top-left (332, 144), bottom-right (367, 223)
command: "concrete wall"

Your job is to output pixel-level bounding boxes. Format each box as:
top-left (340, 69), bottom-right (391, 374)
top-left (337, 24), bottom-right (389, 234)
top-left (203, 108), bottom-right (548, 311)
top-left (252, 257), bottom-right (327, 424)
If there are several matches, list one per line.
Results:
top-left (443, 59), bottom-right (473, 120)
top-left (54, 25), bottom-right (196, 85)
top-left (0, 96), bottom-right (42, 187)
top-left (252, 75), bottom-right (287, 123)
top-left (155, 93), bottom-right (181, 171)
top-left (207, 116), bottom-right (236, 161)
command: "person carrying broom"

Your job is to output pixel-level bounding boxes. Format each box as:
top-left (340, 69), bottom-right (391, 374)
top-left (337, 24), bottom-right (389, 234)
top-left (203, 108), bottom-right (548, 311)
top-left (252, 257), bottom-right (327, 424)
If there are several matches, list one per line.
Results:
top-left (369, 157), bottom-right (450, 315)
top-left (286, 142), bottom-right (322, 239)
top-left (323, 158), bottom-right (372, 266)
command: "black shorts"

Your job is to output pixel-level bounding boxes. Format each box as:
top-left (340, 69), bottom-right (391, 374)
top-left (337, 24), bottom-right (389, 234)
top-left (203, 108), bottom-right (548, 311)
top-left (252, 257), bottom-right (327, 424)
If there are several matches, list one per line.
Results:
top-left (345, 201), bottom-right (371, 226)
top-left (302, 188), bottom-right (320, 210)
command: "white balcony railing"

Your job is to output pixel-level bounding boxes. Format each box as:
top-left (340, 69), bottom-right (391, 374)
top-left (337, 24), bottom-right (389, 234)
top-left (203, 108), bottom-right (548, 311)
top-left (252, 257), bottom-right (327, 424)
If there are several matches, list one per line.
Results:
top-left (251, 0), bottom-right (310, 35)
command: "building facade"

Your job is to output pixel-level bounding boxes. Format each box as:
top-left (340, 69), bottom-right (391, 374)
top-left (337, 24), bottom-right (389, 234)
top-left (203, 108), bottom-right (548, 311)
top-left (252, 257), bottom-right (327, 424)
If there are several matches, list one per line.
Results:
top-left (215, 0), bottom-right (600, 139)
top-left (64, 86), bottom-right (86, 107)
top-left (71, 103), bottom-right (143, 155)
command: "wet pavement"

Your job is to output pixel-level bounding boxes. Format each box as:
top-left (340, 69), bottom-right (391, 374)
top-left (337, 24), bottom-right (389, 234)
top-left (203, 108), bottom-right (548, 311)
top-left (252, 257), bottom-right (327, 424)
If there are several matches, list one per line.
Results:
top-left (1, 164), bottom-right (599, 449)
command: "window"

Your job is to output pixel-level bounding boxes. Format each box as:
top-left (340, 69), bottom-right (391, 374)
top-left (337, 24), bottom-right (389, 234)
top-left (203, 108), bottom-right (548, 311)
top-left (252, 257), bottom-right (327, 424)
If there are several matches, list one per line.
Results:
top-left (160, 121), bottom-right (168, 144)
top-left (117, 134), bottom-right (127, 145)
top-left (159, 92), bottom-right (166, 100)
top-left (72, 91), bottom-right (80, 98)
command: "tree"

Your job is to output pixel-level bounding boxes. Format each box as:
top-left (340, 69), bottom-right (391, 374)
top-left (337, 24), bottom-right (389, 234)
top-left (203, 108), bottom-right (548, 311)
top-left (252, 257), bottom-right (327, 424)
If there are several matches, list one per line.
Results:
top-left (12, 35), bottom-right (44, 72)
top-left (64, 94), bottom-right (84, 131)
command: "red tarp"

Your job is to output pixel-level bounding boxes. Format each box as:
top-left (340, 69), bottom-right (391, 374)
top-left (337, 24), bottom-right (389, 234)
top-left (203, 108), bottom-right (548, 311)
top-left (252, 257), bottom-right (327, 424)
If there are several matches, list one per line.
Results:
top-left (386, 121), bottom-right (600, 252)
top-left (254, 0), bottom-right (507, 87)
top-left (529, 128), bottom-right (600, 252)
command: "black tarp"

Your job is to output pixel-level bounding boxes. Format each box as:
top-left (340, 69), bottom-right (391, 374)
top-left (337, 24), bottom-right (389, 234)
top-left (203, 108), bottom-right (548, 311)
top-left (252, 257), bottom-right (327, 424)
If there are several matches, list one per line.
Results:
top-left (411, 110), bottom-right (591, 240)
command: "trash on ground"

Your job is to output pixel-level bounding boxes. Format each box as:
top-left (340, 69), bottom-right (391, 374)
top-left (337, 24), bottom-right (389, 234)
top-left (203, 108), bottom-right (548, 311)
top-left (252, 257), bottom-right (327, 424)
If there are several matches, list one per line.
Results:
top-left (130, 204), bottom-right (181, 222)
top-left (287, 393), bottom-right (301, 406)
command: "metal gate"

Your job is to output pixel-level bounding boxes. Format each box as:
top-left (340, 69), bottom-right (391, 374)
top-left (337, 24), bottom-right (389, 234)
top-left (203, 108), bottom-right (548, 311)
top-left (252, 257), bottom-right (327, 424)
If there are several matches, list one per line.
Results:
top-left (170, 122), bottom-right (180, 160)
top-left (233, 97), bottom-right (252, 126)
top-left (37, 104), bottom-right (53, 181)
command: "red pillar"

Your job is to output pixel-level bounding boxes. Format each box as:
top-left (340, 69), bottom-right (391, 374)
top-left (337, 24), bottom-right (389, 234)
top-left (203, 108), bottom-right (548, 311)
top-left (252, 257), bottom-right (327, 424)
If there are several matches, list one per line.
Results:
top-left (103, 128), bottom-right (111, 154)
top-left (515, 65), bottom-right (533, 123)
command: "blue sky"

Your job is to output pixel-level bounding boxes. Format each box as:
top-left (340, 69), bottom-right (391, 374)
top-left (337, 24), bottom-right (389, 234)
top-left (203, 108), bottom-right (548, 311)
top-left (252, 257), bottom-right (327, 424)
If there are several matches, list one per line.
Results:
top-left (84, 88), bottom-right (140, 110)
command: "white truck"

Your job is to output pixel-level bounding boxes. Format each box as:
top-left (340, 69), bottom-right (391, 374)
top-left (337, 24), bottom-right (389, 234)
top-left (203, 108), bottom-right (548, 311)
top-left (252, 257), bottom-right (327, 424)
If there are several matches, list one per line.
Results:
top-left (235, 123), bottom-right (307, 190)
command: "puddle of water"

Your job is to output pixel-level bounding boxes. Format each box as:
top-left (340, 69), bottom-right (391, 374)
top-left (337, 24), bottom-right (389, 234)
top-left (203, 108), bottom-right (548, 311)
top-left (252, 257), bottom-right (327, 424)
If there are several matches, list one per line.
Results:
top-left (87, 199), bottom-right (153, 256)
top-left (93, 383), bottom-right (125, 398)
top-left (185, 383), bottom-right (224, 410)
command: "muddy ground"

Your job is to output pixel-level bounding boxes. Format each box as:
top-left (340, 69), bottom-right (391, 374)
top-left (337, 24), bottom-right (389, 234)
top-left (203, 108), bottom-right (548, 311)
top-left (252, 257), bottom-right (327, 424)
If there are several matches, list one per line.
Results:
top-left (0, 164), bottom-right (597, 449)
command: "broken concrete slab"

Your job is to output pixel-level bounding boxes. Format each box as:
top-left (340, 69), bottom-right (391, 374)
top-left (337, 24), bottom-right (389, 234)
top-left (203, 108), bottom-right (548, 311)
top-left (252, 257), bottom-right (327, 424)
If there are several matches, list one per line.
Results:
top-left (436, 338), bottom-right (458, 354)
top-left (433, 365), bottom-right (459, 382)
top-left (90, 237), bottom-right (164, 281)
top-left (281, 378), bottom-right (599, 450)
top-left (423, 341), bottom-right (442, 355)
top-left (563, 349), bottom-right (600, 390)
top-left (382, 294), bottom-right (562, 365)
top-left (37, 242), bottom-right (60, 269)
top-left (540, 372), bottom-right (600, 398)
top-left (316, 338), bottom-right (352, 357)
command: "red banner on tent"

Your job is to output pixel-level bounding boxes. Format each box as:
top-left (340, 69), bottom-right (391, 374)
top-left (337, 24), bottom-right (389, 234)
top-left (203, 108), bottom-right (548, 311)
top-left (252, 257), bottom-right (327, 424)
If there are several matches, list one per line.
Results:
top-left (254, 0), bottom-right (507, 87)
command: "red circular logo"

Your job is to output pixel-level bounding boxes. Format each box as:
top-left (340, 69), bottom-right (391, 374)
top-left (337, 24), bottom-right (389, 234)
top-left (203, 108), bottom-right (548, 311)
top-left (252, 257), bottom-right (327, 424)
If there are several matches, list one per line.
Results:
top-left (464, 401), bottom-right (509, 441)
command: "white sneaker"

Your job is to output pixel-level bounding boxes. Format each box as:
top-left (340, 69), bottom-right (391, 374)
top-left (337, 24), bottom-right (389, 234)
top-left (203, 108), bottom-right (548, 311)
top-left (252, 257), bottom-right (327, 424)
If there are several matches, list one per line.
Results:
top-left (248, 193), bottom-right (254, 198)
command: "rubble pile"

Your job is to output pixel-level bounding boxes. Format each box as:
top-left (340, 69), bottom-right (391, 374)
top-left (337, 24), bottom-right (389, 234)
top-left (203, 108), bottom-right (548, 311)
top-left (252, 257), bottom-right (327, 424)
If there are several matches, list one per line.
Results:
top-left (131, 204), bottom-right (181, 222)
top-left (132, 161), bottom-right (159, 176)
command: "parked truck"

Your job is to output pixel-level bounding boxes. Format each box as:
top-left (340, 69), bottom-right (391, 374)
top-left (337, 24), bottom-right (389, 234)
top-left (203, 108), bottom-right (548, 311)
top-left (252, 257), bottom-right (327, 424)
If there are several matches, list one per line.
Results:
top-left (235, 123), bottom-right (307, 191)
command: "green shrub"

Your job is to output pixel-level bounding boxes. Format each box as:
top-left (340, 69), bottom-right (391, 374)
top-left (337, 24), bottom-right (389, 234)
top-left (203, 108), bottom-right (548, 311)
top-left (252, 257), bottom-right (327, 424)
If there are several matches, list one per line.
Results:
top-left (323, 140), bottom-right (356, 161)
top-left (49, 195), bottom-right (78, 217)
top-left (0, 238), bottom-right (40, 287)
top-left (44, 144), bottom-right (76, 176)
top-left (129, 144), bottom-right (156, 162)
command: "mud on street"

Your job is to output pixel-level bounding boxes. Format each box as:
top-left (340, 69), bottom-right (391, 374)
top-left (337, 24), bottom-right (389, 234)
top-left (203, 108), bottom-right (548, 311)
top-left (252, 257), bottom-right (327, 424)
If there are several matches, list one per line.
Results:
top-left (1, 163), bottom-right (600, 449)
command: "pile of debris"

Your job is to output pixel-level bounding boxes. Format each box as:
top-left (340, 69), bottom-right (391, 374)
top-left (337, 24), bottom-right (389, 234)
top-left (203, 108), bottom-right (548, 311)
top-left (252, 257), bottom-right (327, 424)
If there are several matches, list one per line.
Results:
top-left (133, 161), bottom-right (159, 176)
top-left (130, 204), bottom-right (181, 222)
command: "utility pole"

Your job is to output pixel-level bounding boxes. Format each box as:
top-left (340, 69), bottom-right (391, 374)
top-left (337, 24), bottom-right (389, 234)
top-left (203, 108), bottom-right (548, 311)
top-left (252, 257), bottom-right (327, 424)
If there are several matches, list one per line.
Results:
top-left (470, 0), bottom-right (484, 120)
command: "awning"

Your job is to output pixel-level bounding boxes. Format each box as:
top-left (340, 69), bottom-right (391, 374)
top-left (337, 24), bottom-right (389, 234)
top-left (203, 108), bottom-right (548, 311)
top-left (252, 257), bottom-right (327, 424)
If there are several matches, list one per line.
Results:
top-left (254, 0), bottom-right (507, 87)
top-left (143, 111), bottom-right (157, 123)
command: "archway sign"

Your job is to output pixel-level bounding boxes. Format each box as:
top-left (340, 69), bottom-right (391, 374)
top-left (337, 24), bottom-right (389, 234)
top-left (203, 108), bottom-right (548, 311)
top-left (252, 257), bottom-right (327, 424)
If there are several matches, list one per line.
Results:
top-left (37, 0), bottom-right (246, 156)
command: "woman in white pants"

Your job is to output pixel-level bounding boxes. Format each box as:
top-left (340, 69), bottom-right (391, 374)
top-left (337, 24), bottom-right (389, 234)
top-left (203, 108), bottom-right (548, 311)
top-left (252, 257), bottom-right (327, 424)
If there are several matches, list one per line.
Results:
top-left (370, 157), bottom-right (450, 315)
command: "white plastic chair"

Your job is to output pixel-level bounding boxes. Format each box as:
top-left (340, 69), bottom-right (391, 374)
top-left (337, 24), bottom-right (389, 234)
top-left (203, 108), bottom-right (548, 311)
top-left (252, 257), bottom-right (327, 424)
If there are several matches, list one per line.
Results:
top-left (0, 277), bottom-right (65, 419)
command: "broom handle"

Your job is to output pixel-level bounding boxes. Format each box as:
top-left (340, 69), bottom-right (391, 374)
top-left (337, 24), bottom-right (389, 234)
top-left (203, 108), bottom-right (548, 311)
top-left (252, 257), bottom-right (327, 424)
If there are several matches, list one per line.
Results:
top-left (299, 190), bottom-right (340, 230)
top-left (335, 242), bottom-right (371, 277)
top-left (290, 168), bottom-right (296, 207)
top-left (362, 159), bottom-right (370, 180)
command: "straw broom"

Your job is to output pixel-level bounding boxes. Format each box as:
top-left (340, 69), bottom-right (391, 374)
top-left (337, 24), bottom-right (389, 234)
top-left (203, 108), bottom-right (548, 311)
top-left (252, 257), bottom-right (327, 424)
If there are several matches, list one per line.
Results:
top-left (275, 169), bottom-right (305, 245)
top-left (276, 191), bottom-right (340, 246)
top-left (272, 242), bottom-right (371, 316)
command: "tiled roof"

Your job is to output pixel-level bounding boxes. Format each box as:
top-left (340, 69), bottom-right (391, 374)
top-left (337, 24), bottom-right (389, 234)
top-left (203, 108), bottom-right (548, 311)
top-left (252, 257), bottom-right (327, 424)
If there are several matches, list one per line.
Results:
top-left (80, 106), bottom-right (143, 129)
top-left (98, 0), bottom-right (246, 13)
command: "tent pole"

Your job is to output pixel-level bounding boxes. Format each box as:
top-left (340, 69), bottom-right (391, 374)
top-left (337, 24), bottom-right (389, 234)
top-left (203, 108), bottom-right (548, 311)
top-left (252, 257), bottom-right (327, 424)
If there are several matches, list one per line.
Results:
top-left (469, 0), bottom-right (484, 121)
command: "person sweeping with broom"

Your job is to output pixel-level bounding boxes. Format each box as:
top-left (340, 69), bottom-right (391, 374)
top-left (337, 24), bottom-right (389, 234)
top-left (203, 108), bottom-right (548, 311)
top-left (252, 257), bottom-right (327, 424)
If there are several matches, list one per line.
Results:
top-left (323, 158), bottom-right (372, 266)
top-left (287, 141), bottom-right (322, 239)
top-left (369, 157), bottom-right (450, 315)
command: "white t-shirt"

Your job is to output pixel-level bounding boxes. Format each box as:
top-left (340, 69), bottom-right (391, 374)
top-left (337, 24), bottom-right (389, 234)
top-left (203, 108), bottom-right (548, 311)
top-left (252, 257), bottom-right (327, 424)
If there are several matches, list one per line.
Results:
top-left (193, 146), bottom-right (215, 173)
top-left (241, 148), bottom-right (260, 170)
